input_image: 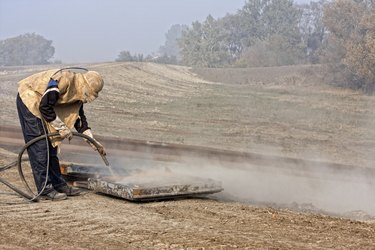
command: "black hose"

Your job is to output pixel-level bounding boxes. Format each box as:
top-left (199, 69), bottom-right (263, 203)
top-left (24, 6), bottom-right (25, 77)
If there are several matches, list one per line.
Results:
top-left (0, 175), bottom-right (35, 200)
top-left (0, 132), bottom-right (109, 202)
top-left (0, 157), bottom-right (28, 173)
top-left (51, 67), bottom-right (88, 77)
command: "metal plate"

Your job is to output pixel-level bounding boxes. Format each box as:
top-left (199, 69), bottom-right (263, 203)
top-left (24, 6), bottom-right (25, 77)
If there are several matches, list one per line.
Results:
top-left (60, 162), bottom-right (115, 180)
top-left (61, 162), bottom-right (223, 201)
top-left (87, 175), bottom-right (223, 201)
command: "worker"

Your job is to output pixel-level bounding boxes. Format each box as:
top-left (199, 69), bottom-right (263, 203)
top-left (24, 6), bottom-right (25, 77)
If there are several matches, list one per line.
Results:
top-left (16, 68), bottom-right (105, 201)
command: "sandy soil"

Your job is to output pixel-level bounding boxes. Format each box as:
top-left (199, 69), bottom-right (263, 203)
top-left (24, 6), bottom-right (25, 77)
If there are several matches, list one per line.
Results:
top-left (1, 63), bottom-right (375, 249)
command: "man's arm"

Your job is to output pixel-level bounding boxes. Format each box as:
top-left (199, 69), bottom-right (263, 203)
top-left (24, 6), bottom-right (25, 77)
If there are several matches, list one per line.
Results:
top-left (75, 106), bottom-right (106, 155)
top-left (39, 79), bottom-right (60, 122)
top-left (74, 105), bottom-right (90, 133)
top-left (39, 78), bottom-right (72, 140)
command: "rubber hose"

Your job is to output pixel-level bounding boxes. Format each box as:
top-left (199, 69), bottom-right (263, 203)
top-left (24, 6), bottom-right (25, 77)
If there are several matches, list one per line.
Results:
top-left (0, 157), bottom-right (28, 173)
top-left (0, 132), bottom-right (108, 202)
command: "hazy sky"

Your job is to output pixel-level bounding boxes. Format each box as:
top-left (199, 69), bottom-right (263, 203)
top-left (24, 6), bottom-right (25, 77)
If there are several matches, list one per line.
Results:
top-left (0, 0), bottom-right (311, 63)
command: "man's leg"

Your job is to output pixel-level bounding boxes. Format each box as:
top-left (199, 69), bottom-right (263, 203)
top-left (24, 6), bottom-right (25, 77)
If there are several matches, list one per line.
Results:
top-left (16, 95), bottom-right (67, 200)
top-left (48, 143), bottom-right (68, 189)
top-left (49, 143), bottom-right (81, 196)
top-left (16, 94), bottom-right (55, 195)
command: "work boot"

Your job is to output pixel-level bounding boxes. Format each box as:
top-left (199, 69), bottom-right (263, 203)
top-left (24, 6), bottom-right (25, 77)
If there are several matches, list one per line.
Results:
top-left (55, 185), bottom-right (81, 196)
top-left (41, 190), bottom-right (67, 201)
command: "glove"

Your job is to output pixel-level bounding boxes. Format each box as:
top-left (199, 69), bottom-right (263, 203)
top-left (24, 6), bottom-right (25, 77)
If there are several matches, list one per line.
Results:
top-left (83, 129), bottom-right (106, 155)
top-left (50, 116), bottom-right (73, 140)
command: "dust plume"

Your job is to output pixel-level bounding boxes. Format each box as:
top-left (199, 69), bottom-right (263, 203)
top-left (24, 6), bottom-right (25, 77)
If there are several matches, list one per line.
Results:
top-left (108, 151), bottom-right (375, 219)
top-left (61, 138), bottom-right (375, 219)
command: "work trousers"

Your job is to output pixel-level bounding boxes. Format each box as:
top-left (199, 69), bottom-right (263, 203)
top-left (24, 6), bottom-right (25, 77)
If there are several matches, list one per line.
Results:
top-left (16, 94), bottom-right (66, 195)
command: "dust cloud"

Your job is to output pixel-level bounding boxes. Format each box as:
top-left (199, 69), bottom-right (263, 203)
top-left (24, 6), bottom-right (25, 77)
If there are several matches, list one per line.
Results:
top-left (185, 162), bottom-right (375, 217)
top-left (62, 139), bottom-right (375, 219)
top-left (108, 152), bottom-right (375, 218)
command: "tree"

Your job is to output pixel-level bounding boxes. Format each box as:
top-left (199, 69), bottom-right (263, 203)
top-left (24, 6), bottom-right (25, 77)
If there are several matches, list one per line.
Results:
top-left (0, 33), bottom-right (55, 66)
top-left (116, 50), bottom-right (144, 62)
top-left (238, 0), bottom-right (271, 45)
top-left (116, 51), bottom-right (133, 62)
top-left (218, 14), bottom-right (246, 63)
top-left (159, 24), bottom-right (188, 62)
top-left (179, 21), bottom-right (204, 66)
top-left (298, 0), bottom-right (328, 63)
top-left (179, 16), bottom-right (229, 67)
top-left (199, 15), bottom-right (231, 66)
top-left (322, 0), bottom-right (375, 91)
top-left (237, 0), bottom-right (305, 67)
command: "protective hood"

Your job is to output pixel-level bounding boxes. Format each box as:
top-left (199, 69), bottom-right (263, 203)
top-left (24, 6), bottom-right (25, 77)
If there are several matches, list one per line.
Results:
top-left (53, 70), bottom-right (104, 104)
top-left (79, 71), bottom-right (104, 103)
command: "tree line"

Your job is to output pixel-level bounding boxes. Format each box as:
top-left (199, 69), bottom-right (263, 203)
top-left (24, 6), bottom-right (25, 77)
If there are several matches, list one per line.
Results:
top-left (154, 0), bottom-right (325, 67)
top-left (120, 0), bottom-right (372, 92)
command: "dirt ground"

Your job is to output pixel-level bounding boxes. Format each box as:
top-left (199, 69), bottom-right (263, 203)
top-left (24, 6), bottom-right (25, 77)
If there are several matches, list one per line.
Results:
top-left (1, 63), bottom-right (375, 249)
top-left (1, 152), bottom-right (375, 249)
top-left (1, 195), bottom-right (375, 249)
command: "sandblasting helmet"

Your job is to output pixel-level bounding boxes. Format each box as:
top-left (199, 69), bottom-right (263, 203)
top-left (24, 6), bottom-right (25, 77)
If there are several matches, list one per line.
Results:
top-left (84, 71), bottom-right (104, 94)
top-left (81, 71), bottom-right (104, 102)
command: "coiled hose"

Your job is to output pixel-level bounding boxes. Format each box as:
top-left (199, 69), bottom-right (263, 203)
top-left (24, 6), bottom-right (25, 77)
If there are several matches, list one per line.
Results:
top-left (0, 132), bottom-right (110, 202)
